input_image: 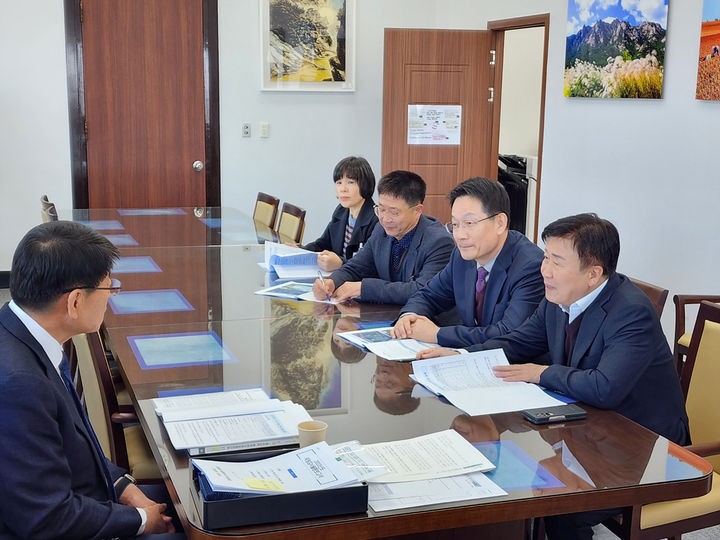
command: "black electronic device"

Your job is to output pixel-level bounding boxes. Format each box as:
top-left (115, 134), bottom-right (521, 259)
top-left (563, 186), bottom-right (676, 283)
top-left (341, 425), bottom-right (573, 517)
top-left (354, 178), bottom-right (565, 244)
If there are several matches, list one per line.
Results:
top-left (521, 404), bottom-right (587, 425)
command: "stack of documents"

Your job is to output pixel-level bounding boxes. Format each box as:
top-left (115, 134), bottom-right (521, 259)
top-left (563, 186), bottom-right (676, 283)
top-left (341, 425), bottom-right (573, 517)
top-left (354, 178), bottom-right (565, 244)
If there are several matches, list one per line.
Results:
top-left (192, 442), bottom-right (361, 495)
top-left (338, 430), bottom-right (506, 512)
top-left (337, 326), bottom-right (434, 360)
top-left (411, 349), bottom-right (563, 416)
top-left (152, 388), bottom-right (312, 455)
top-left (259, 242), bottom-right (330, 279)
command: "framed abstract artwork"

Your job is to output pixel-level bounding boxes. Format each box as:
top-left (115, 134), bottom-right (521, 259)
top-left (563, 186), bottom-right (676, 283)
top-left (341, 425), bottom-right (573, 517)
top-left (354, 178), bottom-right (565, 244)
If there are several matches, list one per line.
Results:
top-left (260, 0), bottom-right (355, 91)
top-left (564, 0), bottom-right (668, 98)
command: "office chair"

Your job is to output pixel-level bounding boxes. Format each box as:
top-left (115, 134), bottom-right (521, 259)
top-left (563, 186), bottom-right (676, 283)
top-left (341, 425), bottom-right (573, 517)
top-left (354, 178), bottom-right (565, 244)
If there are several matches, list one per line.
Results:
top-left (602, 300), bottom-right (720, 539)
top-left (276, 202), bottom-right (307, 244)
top-left (69, 332), bottom-right (161, 482)
top-left (673, 294), bottom-right (720, 374)
top-left (629, 277), bottom-right (669, 318)
top-left (41, 203), bottom-right (58, 223)
top-left (253, 192), bottom-right (280, 229)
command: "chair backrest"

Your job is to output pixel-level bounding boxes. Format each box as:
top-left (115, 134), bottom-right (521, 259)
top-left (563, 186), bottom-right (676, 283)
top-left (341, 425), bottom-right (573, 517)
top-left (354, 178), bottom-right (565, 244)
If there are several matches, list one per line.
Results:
top-left (276, 202), bottom-right (306, 244)
top-left (69, 333), bottom-right (115, 460)
top-left (253, 192), bottom-right (280, 229)
top-left (682, 301), bottom-right (720, 471)
top-left (629, 277), bottom-right (669, 317)
top-left (70, 332), bottom-right (129, 468)
top-left (41, 204), bottom-right (58, 223)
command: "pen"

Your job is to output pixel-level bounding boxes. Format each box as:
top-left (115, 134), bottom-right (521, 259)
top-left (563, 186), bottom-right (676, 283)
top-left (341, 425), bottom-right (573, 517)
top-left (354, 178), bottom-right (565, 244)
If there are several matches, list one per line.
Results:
top-left (317, 271), bottom-right (332, 302)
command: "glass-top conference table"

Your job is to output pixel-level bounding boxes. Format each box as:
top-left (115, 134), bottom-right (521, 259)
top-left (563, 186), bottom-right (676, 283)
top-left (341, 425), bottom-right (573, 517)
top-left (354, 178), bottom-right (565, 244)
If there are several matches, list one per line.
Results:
top-left (71, 207), bottom-right (713, 538)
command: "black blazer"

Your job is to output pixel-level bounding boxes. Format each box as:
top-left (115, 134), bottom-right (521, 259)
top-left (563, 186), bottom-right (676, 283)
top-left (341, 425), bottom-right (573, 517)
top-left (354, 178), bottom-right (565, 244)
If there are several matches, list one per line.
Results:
top-left (303, 198), bottom-right (378, 261)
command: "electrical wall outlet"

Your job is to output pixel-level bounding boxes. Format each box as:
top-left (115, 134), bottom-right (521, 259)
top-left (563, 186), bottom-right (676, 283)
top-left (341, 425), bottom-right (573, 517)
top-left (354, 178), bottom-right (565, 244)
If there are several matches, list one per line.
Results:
top-left (242, 123), bottom-right (251, 137)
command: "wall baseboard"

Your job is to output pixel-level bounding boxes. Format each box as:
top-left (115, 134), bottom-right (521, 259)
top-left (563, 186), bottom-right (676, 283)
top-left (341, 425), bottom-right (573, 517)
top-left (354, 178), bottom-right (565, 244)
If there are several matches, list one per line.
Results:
top-left (0, 271), bottom-right (9, 289)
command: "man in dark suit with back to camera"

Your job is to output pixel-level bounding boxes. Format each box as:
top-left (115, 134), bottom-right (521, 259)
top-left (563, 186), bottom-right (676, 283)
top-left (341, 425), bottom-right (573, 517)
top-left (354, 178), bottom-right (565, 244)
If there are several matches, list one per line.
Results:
top-left (418, 213), bottom-right (689, 540)
top-left (392, 177), bottom-right (544, 347)
top-left (0, 221), bottom-right (183, 539)
top-left (313, 170), bottom-right (454, 305)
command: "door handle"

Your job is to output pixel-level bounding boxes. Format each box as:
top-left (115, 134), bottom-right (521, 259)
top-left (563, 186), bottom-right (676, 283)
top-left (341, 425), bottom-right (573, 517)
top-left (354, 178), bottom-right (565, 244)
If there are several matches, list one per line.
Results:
top-left (192, 160), bottom-right (204, 172)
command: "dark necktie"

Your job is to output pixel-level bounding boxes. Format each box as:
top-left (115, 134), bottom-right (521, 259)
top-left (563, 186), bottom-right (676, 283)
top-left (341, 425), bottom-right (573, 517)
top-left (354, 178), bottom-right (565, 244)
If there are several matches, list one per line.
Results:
top-left (475, 266), bottom-right (489, 325)
top-left (564, 311), bottom-right (585, 365)
top-left (59, 355), bottom-right (117, 502)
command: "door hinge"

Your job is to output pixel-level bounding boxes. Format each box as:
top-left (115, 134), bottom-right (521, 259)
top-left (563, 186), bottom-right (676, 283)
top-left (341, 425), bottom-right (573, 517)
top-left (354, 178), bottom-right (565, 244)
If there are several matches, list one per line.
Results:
top-left (490, 49), bottom-right (496, 66)
top-left (488, 87), bottom-right (494, 103)
top-left (79, 0), bottom-right (83, 23)
top-left (84, 119), bottom-right (88, 138)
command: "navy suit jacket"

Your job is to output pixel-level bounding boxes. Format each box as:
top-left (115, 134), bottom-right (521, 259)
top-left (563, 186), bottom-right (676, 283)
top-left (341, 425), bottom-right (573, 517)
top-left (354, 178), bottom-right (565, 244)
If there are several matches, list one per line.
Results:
top-left (471, 274), bottom-right (689, 445)
top-left (330, 215), bottom-right (454, 305)
top-left (0, 304), bottom-right (141, 539)
top-left (401, 230), bottom-right (544, 347)
top-left (303, 199), bottom-right (378, 262)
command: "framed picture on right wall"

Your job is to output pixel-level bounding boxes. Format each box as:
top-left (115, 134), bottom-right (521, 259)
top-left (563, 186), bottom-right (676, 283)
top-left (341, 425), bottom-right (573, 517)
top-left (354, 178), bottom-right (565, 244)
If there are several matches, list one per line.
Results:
top-left (697, 0), bottom-right (720, 100)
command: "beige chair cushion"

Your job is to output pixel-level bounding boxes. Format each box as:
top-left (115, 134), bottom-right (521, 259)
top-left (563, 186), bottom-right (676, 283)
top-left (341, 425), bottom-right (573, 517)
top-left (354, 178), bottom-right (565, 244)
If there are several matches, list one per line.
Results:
top-left (125, 425), bottom-right (161, 481)
top-left (641, 471), bottom-right (720, 529)
top-left (278, 213), bottom-right (301, 241)
top-left (686, 320), bottom-right (720, 471)
top-left (254, 201), bottom-right (276, 228)
top-left (678, 332), bottom-right (692, 348)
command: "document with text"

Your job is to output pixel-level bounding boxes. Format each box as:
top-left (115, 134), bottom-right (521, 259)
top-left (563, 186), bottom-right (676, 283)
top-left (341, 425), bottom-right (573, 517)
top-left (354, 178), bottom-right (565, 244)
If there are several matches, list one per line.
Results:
top-left (152, 388), bottom-right (279, 422)
top-left (368, 471), bottom-right (507, 512)
top-left (364, 429), bottom-right (494, 483)
top-left (411, 349), bottom-right (563, 416)
top-left (192, 441), bottom-right (360, 494)
top-left (161, 400), bottom-right (311, 455)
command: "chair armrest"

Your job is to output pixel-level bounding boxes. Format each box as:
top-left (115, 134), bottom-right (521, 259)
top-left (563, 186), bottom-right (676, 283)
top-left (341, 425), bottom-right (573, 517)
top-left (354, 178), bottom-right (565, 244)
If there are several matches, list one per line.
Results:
top-left (685, 440), bottom-right (720, 458)
top-left (111, 412), bottom-right (139, 424)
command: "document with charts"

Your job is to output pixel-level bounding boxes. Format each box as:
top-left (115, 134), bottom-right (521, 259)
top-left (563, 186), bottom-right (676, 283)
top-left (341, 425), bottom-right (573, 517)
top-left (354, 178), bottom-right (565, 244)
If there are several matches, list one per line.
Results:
top-left (192, 442), bottom-right (361, 494)
top-left (411, 349), bottom-right (563, 416)
top-left (336, 326), bottom-right (434, 360)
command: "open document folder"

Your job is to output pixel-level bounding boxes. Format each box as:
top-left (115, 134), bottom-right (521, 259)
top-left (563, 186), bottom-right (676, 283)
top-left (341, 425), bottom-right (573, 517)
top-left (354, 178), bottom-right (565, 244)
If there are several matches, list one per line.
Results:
top-left (411, 349), bottom-right (564, 416)
top-left (259, 241), bottom-right (330, 279)
top-left (255, 281), bottom-right (339, 304)
top-left (192, 442), bottom-right (361, 494)
top-left (337, 326), bottom-right (435, 360)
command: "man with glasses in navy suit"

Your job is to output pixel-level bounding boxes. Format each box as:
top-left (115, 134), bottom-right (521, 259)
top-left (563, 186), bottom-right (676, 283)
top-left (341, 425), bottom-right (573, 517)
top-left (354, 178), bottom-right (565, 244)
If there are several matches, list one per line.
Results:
top-left (392, 177), bottom-right (544, 348)
top-left (0, 221), bottom-right (182, 539)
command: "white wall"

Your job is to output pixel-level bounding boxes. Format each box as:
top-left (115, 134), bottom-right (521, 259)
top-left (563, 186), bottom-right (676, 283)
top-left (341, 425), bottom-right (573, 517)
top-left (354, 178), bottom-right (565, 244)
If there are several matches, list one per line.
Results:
top-left (2, 0), bottom-right (718, 338)
top-left (0, 1), bottom-right (73, 267)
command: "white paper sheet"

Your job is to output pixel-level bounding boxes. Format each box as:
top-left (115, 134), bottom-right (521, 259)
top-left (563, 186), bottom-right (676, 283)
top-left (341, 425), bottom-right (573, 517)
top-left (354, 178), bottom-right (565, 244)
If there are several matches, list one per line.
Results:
top-left (411, 349), bottom-right (563, 415)
top-left (364, 429), bottom-right (494, 483)
top-left (337, 327), bottom-right (434, 360)
top-left (369, 471), bottom-right (506, 512)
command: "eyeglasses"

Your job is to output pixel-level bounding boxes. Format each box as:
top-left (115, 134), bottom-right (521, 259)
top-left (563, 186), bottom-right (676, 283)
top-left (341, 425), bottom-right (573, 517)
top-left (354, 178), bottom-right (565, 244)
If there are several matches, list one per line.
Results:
top-left (445, 213), bottom-right (499, 234)
top-left (373, 204), bottom-right (418, 218)
top-left (63, 278), bottom-right (122, 295)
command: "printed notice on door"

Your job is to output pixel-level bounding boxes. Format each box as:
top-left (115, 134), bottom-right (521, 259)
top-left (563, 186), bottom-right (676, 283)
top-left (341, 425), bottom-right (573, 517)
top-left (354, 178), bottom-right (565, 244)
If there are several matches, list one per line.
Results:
top-left (407, 105), bottom-right (462, 145)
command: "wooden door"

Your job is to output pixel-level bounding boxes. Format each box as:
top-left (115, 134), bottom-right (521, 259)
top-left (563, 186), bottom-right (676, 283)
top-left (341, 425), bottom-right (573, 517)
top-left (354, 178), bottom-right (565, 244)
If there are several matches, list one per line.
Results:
top-left (382, 29), bottom-right (496, 223)
top-left (78, 0), bottom-right (215, 208)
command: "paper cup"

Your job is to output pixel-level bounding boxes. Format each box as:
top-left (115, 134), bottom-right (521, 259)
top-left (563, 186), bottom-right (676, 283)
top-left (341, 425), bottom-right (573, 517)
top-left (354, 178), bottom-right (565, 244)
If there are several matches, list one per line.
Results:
top-left (298, 420), bottom-right (328, 447)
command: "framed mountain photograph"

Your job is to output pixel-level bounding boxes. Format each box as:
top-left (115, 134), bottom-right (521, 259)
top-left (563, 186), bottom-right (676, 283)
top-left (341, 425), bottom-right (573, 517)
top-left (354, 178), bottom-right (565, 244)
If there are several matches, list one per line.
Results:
top-left (564, 0), bottom-right (669, 98)
top-left (260, 0), bottom-right (355, 91)
top-left (697, 0), bottom-right (720, 100)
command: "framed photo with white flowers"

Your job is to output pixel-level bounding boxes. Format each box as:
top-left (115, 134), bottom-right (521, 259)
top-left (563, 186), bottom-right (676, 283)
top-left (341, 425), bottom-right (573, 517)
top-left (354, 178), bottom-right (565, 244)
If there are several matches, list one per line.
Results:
top-left (260, 0), bottom-right (355, 92)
